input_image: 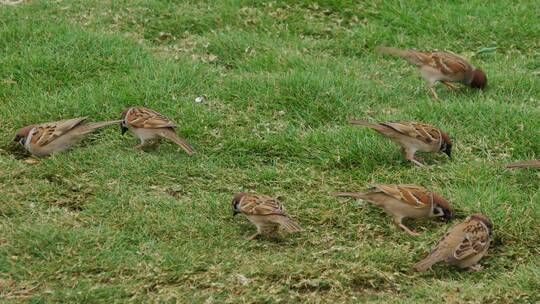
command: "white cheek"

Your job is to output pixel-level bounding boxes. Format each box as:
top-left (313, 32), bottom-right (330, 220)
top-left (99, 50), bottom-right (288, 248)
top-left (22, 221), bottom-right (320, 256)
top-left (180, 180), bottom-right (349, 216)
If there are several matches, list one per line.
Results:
top-left (25, 131), bottom-right (34, 149)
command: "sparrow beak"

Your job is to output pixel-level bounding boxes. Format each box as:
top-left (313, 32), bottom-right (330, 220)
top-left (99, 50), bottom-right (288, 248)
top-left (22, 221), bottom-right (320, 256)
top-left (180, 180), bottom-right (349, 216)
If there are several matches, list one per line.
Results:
top-left (13, 135), bottom-right (25, 145)
top-left (121, 126), bottom-right (128, 135)
top-left (444, 211), bottom-right (454, 221)
top-left (444, 147), bottom-right (452, 158)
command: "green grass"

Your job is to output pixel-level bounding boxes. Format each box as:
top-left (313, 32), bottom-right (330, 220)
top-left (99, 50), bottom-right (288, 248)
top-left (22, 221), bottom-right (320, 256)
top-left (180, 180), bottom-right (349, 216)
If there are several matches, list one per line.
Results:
top-left (1, 0), bottom-right (539, 302)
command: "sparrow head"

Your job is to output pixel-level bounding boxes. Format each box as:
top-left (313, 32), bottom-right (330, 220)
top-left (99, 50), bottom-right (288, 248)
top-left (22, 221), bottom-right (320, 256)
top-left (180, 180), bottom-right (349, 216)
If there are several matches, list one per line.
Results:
top-left (440, 132), bottom-right (453, 158)
top-left (470, 213), bottom-right (493, 235)
top-left (470, 68), bottom-right (487, 89)
top-left (120, 108), bottom-right (130, 135)
top-left (231, 192), bottom-right (246, 216)
top-left (13, 125), bottom-right (35, 146)
top-left (432, 192), bottom-right (453, 220)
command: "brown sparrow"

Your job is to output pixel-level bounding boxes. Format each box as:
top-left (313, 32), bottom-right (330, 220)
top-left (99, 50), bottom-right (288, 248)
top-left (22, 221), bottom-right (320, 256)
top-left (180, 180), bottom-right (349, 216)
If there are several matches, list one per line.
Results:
top-left (377, 46), bottom-right (487, 99)
top-left (333, 184), bottom-right (453, 236)
top-left (349, 119), bottom-right (452, 166)
top-left (14, 117), bottom-right (121, 157)
top-left (231, 192), bottom-right (303, 240)
top-left (120, 107), bottom-right (195, 155)
top-left (506, 160), bottom-right (540, 169)
top-left (414, 214), bottom-right (492, 272)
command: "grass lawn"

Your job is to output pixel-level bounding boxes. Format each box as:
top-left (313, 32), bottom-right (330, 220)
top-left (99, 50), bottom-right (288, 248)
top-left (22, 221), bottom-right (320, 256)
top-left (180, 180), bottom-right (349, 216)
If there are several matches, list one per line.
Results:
top-left (1, 0), bottom-right (539, 302)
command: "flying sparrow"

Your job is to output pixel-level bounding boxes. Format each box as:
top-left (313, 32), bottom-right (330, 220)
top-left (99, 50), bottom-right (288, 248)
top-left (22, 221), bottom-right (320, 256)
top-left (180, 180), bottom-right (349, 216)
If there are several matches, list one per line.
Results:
top-left (13, 117), bottom-right (121, 157)
top-left (414, 213), bottom-right (492, 272)
top-left (333, 184), bottom-right (453, 236)
top-left (120, 107), bottom-right (195, 155)
top-left (377, 46), bottom-right (487, 99)
top-left (231, 192), bottom-right (303, 240)
top-left (506, 160), bottom-right (540, 169)
top-left (348, 119), bottom-right (452, 166)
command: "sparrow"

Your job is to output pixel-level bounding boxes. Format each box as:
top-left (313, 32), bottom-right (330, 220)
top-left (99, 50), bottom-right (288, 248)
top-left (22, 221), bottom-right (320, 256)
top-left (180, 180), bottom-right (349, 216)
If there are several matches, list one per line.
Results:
top-left (348, 119), bottom-right (452, 166)
top-left (231, 192), bottom-right (303, 240)
top-left (414, 213), bottom-right (492, 272)
top-left (377, 46), bottom-right (487, 99)
top-left (333, 184), bottom-right (453, 236)
top-left (120, 107), bottom-right (195, 155)
top-left (506, 160), bottom-right (540, 169)
top-left (13, 117), bottom-right (121, 157)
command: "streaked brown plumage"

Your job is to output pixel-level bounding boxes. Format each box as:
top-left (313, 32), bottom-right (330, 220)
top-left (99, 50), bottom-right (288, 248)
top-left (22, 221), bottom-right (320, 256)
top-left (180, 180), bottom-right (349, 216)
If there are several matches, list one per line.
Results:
top-left (13, 117), bottom-right (121, 157)
top-left (377, 46), bottom-right (487, 99)
top-left (231, 192), bottom-right (302, 240)
top-left (120, 107), bottom-right (195, 155)
top-left (349, 119), bottom-right (452, 166)
top-left (414, 214), bottom-right (492, 272)
top-left (333, 184), bottom-right (453, 236)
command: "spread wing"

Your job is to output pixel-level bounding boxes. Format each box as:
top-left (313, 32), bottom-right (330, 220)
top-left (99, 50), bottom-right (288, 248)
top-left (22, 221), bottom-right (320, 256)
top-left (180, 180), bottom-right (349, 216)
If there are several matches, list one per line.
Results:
top-left (382, 121), bottom-right (443, 145)
top-left (125, 107), bottom-right (176, 129)
top-left (375, 184), bottom-right (431, 208)
top-left (239, 194), bottom-right (287, 216)
top-left (30, 117), bottom-right (88, 146)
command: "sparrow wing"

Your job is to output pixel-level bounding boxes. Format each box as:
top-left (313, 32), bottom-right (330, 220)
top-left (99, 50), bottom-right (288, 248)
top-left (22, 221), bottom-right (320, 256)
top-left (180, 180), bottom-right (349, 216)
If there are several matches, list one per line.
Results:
top-left (239, 194), bottom-right (287, 216)
top-left (125, 107), bottom-right (177, 129)
top-left (382, 121), bottom-right (443, 145)
top-left (31, 117), bottom-right (88, 146)
top-left (429, 52), bottom-right (471, 76)
top-left (375, 184), bottom-right (432, 209)
top-left (377, 47), bottom-right (472, 77)
top-left (413, 221), bottom-right (467, 271)
top-left (452, 220), bottom-right (491, 260)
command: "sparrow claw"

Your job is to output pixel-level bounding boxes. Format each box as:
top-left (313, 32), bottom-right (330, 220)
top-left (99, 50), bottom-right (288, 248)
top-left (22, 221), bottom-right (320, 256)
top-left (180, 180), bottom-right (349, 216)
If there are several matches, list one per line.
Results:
top-left (395, 219), bottom-right (421, 236)
top-left (468, 264), bottom-right (483, 272)
top-left (409, 158), bottom-right (425, 167)
top-left (406, 230), bottom-right (422, 237)
top-left (429, 87), bottom-right (440, 100)
top-left (246, 233), bottom-right (260, 240)
top-left (442, 81), bottom-right (459, 90)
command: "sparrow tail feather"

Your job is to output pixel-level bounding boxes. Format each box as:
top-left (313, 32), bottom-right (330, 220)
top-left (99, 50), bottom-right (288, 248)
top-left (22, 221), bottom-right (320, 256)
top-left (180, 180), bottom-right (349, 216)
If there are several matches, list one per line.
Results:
top-left (376, 46), bottom-right (411, 58)
top-left (347, 119), bottom-right (387, 131)
top-left (506, 160), bottom-right (540, 169)
top-left (274, 216), bottom-right (303, 233)
top-left (78, 120), bottom-right (123, 134)
top-left (413, 256), bottom-right (441, 272)
top-left (331, 192), bottom-right (368, 200)
top-left (157, 129), bottom-right (195, 155)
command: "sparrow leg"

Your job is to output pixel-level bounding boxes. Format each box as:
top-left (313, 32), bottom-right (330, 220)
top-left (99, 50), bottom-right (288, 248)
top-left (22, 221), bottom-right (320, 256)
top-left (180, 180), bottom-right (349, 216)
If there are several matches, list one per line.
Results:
top-left (393, 217), bottom-right (421, 236)
top-left (429, 86), bottom-right (439, 100)
top-left (135, 138), bottom-right (149, 150)
top-left (404, 149), bottom-right (424, 167)
top-left (400, 147), bottom-right (406, 157)
top-left (265, 225), bottom-right (279, 237)
top-left (247, 226), bottom-right (263, 240)
top-left (441, 81), bottom-right (458, 90)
